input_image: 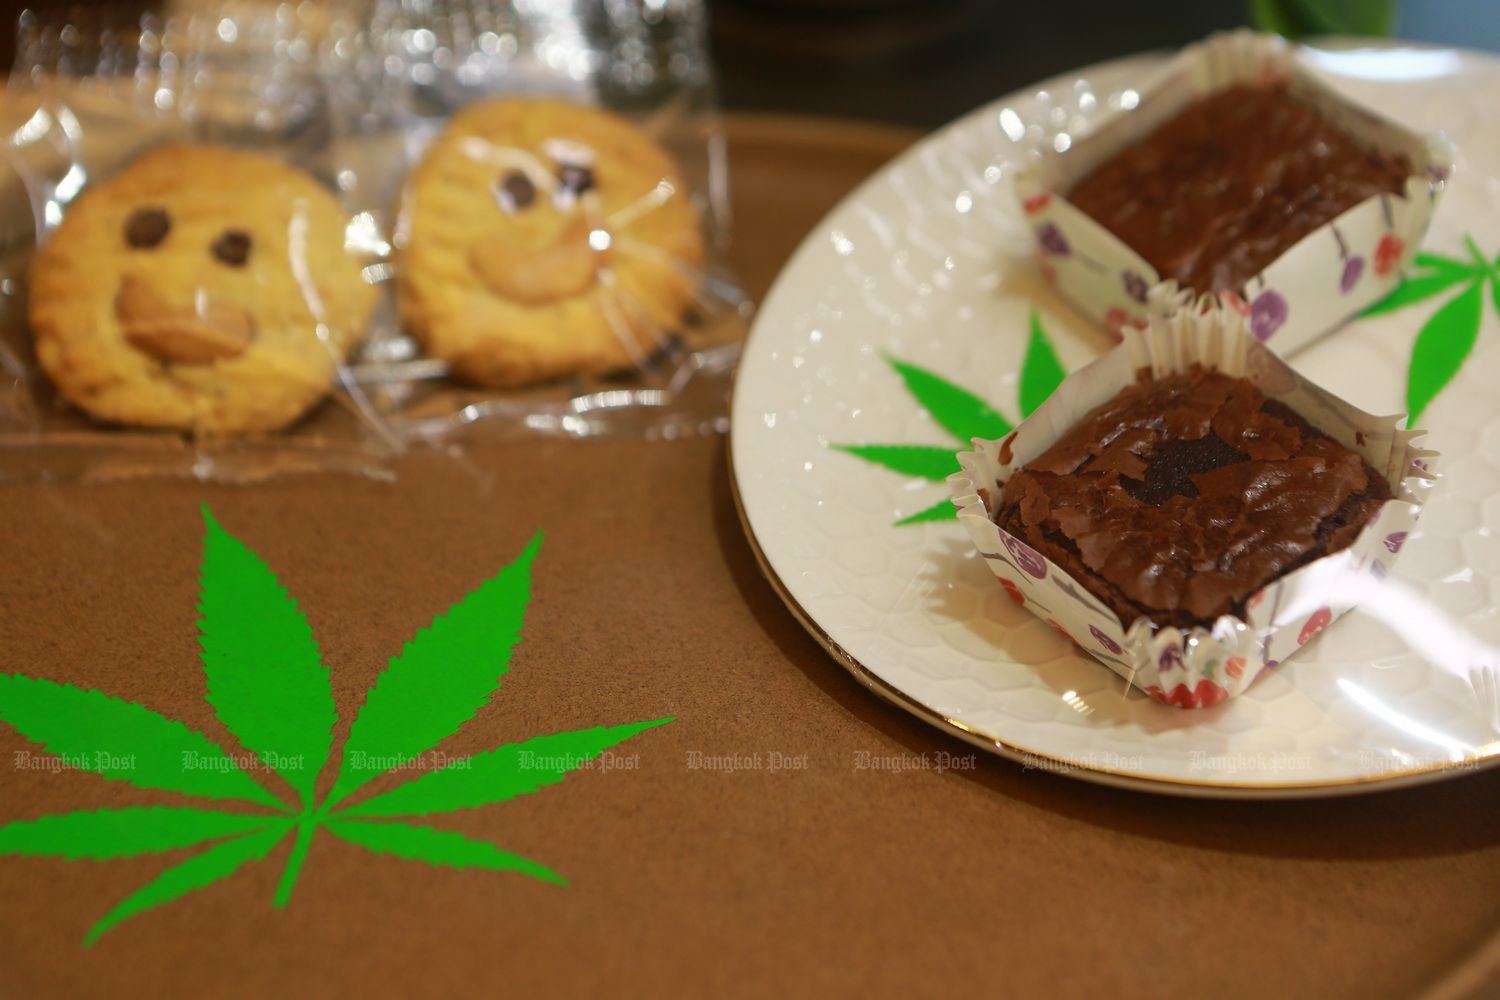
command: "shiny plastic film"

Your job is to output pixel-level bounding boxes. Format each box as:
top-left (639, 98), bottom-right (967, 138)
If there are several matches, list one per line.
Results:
top-left (949, 300), bottom-right (1439, 710)
top-left (322, 0), bottom-right (748, 441)
top-left (0, 4), bottom-right (399, 481)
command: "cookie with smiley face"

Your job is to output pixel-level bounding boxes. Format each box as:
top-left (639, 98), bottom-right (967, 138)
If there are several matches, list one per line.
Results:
top-left (396, 98), bottom-right (705, 387)
top-left (29, 145), bottom-right (376, 433)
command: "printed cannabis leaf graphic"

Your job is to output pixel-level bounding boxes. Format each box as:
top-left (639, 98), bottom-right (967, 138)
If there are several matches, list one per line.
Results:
top-left (0, 507), bottom-right (672, 946)
top-left (832, 307), bottom-right (1067, 525)
top-left (1364, 236), bottom-right (1499, 426)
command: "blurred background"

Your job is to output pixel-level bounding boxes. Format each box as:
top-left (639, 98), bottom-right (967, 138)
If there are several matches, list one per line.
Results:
top-left (707, 0), bottom-right (1500, 126)
top-left (0, 0), bottom-right (1495, 129)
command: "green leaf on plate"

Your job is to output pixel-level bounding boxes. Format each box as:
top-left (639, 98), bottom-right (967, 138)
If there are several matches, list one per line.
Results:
top-left (1413, 251), bottom-right (1482, 281)
top-left (894, 498), bottom-right (958, 526)
top-left (829, 444), bottom-right (959, 482)
top-left (1364, 270), bottom-right (1474, 317)
top-left (1019, 308), bottom-right (1066, 418)
top-left (1407, 279), bottom-right (1485, 426)
top-left (883, 355), bottom-right (1012, 445)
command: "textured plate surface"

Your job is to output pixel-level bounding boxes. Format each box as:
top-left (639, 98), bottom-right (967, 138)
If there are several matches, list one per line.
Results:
top-left (731, 43), bottom-right (1500, 796)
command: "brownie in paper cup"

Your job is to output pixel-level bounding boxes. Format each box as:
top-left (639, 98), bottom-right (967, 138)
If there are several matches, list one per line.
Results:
top-left (947, 302), bottom-right (1437, 708)
top-left (1015, 30), bottom-right (1453, 351)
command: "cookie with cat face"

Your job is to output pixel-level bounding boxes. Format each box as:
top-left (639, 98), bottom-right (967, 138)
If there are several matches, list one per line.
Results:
top-left (396, 98), bottom-right (705, 387)
top-left (29, 145), bottom-right (376, 433)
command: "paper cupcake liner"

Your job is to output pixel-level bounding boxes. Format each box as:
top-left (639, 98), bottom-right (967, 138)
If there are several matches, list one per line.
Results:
top-left (947, 300), bottom-right (1439, 708)
top-left (1014, 30), bottom-right (1453, 353)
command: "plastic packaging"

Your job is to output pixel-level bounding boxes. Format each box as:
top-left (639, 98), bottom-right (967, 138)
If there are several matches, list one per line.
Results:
top-left (0, 3), bottom-right (398, 481)
top-left (1014, 31), bottom-right (1452, 352)
top-left (321, 0), bottom-right (748, 441)
top-left (948, 296), bottom-right (1438, 708)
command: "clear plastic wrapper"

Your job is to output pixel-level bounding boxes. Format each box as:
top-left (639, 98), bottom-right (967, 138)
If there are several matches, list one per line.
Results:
top-left (322, 0), bottom-right (748, 441)
top-left (948, 296), bottom-right (1439, 709)
top-left (1014, 31), bottom-right (1453, 352)
top-left (0, 3), bottom-right (398, 481)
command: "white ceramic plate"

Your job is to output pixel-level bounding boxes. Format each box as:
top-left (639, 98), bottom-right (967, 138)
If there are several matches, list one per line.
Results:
top-left (730, 42), bottom-right (1500, 796)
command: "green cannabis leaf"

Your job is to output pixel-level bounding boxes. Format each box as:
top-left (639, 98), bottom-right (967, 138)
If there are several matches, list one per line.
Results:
top-left (339, 720), bottom-right (671, 819)
top-left (1247, 0), bottom-right (1394, 39)
top-left (87, 822), bottom-right (293, 947)
top-left (1019, 308), bottom-right (1066, 419)
top-left (1407, 280), bottom-right (1485, 424)
top-left (831, 307), bottom-right (1067, 525)
top-left (325, 819), bottom-right (566, 885)
top-left (198, 509), bottom-right (335, 808)
top-left (0, 507), bottom-right (673, 946)
top-left (325, 534), bottom-right (540, 812)
top-left (883, 355), bottom-right (1013, 443)
top-left (1362, 237), bottom-right (1498, 426)
top-left (0, 806), bottom-right (286, 860)
top-left (0, 675), bottom-right (286, 809)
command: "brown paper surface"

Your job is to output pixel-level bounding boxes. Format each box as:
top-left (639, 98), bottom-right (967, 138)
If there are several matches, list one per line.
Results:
top-left (1, 115), bottom-right (1497, 1000)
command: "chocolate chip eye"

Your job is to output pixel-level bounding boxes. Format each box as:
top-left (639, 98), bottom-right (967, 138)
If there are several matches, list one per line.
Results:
top-left (495, 170), bottom-right (536, 213)
top-left (211, 230), bottom-right (252, 267)
top-left (557, 163), bottom-right (594, 196)
top-left (124, 207), bottom-right (171, 249)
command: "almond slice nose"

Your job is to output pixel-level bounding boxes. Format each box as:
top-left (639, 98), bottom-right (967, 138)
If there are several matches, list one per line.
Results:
top-left (116, 277), bottom-right (254, 364)
top-left (468, 215), bottom-right (603, 305)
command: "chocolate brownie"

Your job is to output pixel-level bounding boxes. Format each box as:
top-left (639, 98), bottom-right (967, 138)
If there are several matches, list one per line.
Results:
top-left (1068, 83), bottom-right (1412, 294)
top-left (994, 367), bottom-right (1392, 629)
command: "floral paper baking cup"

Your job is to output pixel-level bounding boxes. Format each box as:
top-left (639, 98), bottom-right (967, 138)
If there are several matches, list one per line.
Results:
top-left (1015, 31), bottom-right (1453, 352)
top-left (947, 301), bottom-right (1438, 708)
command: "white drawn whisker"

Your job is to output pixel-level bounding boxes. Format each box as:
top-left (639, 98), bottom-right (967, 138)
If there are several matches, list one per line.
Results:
top-left (612, 234), bottom-right (745, 316)
top-left (606, 179), bottom-right (679, 231)
top-left (594, 269), bottom-right (660, 371)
